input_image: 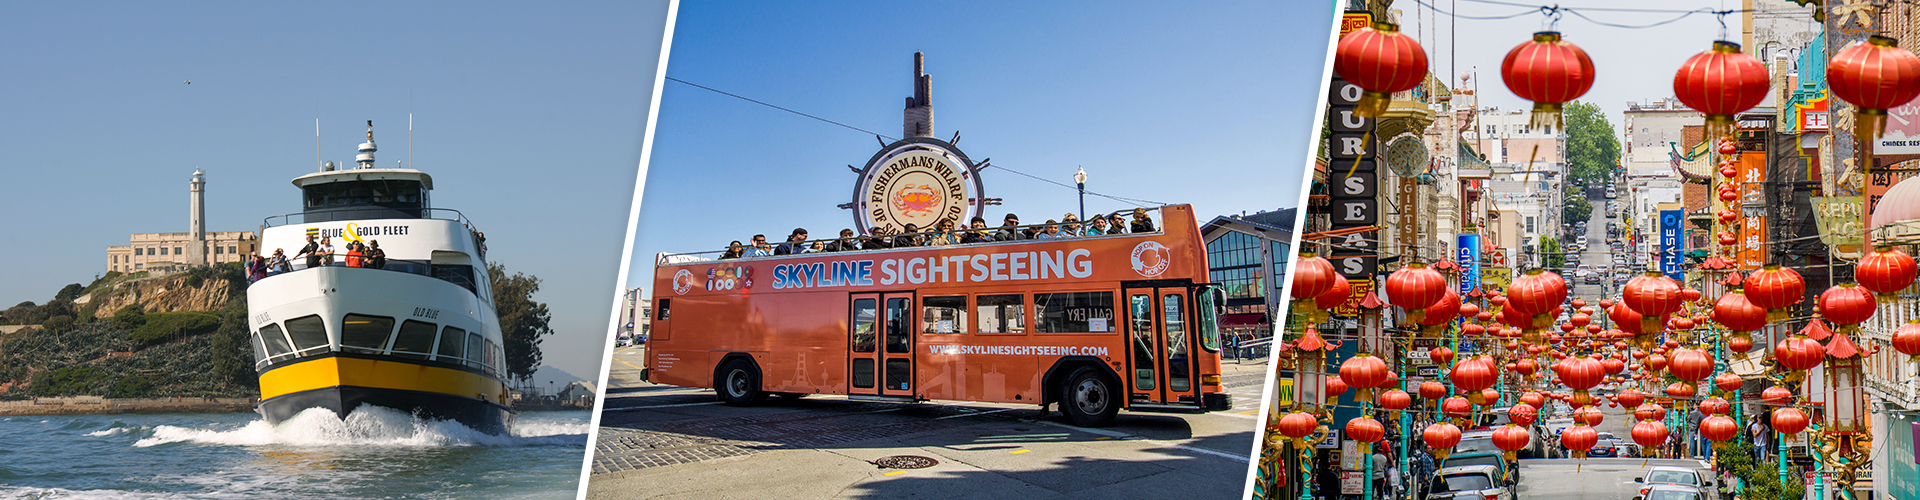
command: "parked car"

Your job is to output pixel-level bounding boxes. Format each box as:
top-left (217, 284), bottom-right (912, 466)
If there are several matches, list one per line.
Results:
top-left (1428, 465), bottom-right (1514, 500)
top-left (1635, 484), bottom-right (1709, 500)
top-left (1440, 451), bottom-right (1519, 485)
top-left (1637, 466), bottom-right (1712, 490)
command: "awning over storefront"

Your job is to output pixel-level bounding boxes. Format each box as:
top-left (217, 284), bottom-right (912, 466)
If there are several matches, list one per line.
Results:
top-left (1220, 313), bottom-right (1269, 326)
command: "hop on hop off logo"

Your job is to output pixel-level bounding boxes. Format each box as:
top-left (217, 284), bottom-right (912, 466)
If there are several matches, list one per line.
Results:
top-left (1131, 241), bottom-right (1170, 277)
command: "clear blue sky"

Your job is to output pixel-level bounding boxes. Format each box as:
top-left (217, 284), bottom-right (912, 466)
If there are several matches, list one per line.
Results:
top-left (625, 1), bottom-right (1334, 291)
top-left (0, 2), bottom-right (672, 380)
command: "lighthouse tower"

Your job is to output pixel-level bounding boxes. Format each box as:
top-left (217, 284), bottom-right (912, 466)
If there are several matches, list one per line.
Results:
top-left (187, 169), bottom-right (207, 266)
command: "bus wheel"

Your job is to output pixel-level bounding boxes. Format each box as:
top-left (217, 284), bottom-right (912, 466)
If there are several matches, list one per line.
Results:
top-left (717, 359), bottom-right (766, 406)
top-left (1060, 367), bottom-right (1118, 427)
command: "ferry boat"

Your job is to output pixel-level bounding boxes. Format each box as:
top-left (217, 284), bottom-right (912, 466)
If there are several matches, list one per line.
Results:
top-left (245, 122), bottom-right (514, 434)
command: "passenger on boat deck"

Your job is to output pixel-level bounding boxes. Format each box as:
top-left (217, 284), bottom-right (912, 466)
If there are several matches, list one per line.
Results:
top-left (994, 213), bottom-right (1025, 241)
top-left (826, 229), bottom-right (858, 252)
top-left (928, 220), bottom-right (957, 246)
top-left (268, 249), bottom-right (291, 274)
top-left (318, 237), bottom-right (336, 266)
top-left (1036, 220), bottom-right (1061, 239)
top-left (246, 254), bottom-right (267, 283)
top-left (862, 227), bottom-right (892, 250)
top-left (720, 241), bottom-right (745, 259)
top-left (1061, 213), bottom-right (1082, 237)
top-left (1131, 208), bottom-right (1157, 233)
top-left (747, 234), bottom-right (773, 257)
top-left (961, 217), bottom-right (992, 244)
top-left (775, 228), bottom-right (808, 255)
top-left (345, 241), bottom-right (366, 268)
top-left (366, 240), bottom-right (387, 269)
top-left (1086, 216), bottom-right (1109, 236)
top-left (893, 223), bottom-right (924, 247)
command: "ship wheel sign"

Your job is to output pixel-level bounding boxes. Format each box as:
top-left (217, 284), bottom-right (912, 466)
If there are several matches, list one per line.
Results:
top-left (850, 137), bottom-right (986, 235)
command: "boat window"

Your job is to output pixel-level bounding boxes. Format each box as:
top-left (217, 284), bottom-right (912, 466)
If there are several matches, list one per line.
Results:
top-left (432, 264), bottom-right (479, 296)
top-left (259, 323), bottom-right (293, 357)
top-left (284, 315), bottom-right (330, 352)
top-left (340, 314), bottom-right (396, 354)
top-left (249, 331), bottom-right (269, 363)
top-left (484, 339), bottom-right (499, 375)
top-left (437, 326), bottom-right (467, 362)
top-left (465, 331), bottom-right (485, 368)
top-left (975, 294), bottom-right (1026, 334)
top-left (919, 296), bottom-right (967, 334)
top-left (390, 320), bottom-right (437, 360)
top-left (1034, 292), bottom-right (1116, 333)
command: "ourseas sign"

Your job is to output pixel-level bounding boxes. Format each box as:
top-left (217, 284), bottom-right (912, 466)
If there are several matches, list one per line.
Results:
top-left (852, 137), bottom-right (985, 235)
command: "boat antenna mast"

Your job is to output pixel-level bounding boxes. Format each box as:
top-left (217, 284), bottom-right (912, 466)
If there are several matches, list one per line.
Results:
top-left (356, 120), bottom-right (378, 170)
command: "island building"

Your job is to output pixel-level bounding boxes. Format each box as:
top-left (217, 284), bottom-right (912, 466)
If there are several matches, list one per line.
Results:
top-left (105, 170), bottom-right (259, 274)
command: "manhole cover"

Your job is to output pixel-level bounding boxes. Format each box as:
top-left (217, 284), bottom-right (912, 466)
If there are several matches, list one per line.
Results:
top-left (873, 455), bottom-right (938, 469)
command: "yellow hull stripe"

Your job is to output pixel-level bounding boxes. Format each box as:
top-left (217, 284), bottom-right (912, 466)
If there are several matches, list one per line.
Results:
top-left (258, 356), bottom-right (505, 404)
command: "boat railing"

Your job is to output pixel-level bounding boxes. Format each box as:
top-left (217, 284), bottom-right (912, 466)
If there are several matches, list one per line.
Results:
top-left (262, 207), bottom-right (478, 232)
top-left (254, 257), bottom-right (479, 296)
top-left (657, 207), bottom-right (1166, 265)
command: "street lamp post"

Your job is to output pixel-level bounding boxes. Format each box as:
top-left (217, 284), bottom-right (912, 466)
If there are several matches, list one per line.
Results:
top-left (1074, 167), bottom-right (1087, 223)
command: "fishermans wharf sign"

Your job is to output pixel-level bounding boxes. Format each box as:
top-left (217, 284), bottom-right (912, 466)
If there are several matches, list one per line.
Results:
top-left (851, 137), bottom-right (985, 235)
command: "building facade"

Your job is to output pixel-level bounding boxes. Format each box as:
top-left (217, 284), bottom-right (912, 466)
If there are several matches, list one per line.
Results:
top-left (106, 231), bottom-right (259, 274)
top-left (1200, 208), bottom-right (1294, 342)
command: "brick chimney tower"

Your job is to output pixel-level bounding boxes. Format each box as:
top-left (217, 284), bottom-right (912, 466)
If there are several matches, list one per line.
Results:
top-left (903, 52), bottom-right (934, 138)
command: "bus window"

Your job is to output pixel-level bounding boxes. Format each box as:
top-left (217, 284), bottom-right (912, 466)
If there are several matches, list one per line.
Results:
top-left (920, 296), bottom-right (967, 334)
top-left (976, 294), bottom-right (1026, 334)
top-left (656, 298), bottom-right (670, 320)
top-left (1035, 292), bottom-right (1116, 333)
top-left (884, 297), bottom-right (911, 354)
top-left (852, 298), bottom-right (877, 353)
top-left (1195, 287), bottom-right (1223, 352)
top-left (1163, 293), bottom-right (1190, 392)
top-left (1130, 294), bottom-right (1156, 391)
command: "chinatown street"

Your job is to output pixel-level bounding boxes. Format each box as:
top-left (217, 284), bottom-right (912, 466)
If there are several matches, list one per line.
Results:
top-left (1516, 457), bottom-right (1715, 499)
top-left (586, 345), bottom-right (1271, 499)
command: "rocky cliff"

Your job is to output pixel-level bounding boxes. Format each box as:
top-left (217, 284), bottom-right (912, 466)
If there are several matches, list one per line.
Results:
top-left (90, 273), bottom-right (236, 318)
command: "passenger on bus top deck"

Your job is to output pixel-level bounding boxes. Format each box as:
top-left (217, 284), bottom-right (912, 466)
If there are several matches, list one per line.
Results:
top-left (1131, 208), bottom-right (1156, 233)
top-left (994, 214), bottom-right (1025, 242)
top-left (747, 234), bottom-right (772, 257)
top-left (961, 217), bottom-right (992, 244)
top-left (1061, 213), bottom-right (1082, 237)
top-left (893, 223), bottom-right (924, 248)
top-left (862, 227), bottom-right (892, 250)
top-left (827, 229), bottom-right (858, 252)
top-left (1036, 220), bottom-right (1061, 239)
top-left (774, 228), bottom-right (808, 255)
top-left (720, 241), bottom-right (745, 259)
top-left (929, 219), bottom-right (957, 246)
top-left (1107, 213), bottom-right (1128, 234)
top-left (1086, 216), bottom-right (1109, 236)
top-left (807, 241), bottom-right (825, 253)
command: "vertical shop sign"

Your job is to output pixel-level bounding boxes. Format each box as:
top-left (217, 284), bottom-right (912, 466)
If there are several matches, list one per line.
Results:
top-left (1660, 210), bottom-right (1685, 281)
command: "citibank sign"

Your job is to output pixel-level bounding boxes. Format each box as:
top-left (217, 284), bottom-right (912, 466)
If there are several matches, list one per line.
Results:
top-left (852, 138), bottom-right (985, 235)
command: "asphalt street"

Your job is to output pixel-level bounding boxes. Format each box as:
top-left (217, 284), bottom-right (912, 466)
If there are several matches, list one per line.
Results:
top-left (586, 345), bottom-right (1271, 499)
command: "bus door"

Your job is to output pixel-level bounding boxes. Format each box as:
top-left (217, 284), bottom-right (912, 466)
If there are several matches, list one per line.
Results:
top-left (848, 292), bottom-right (916, 397)
top-left (1123, 287), bottom-right (1199, 407)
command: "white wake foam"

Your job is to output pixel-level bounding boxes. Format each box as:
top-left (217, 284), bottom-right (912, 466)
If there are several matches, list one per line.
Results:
top-left (84, 427), bottom-right (129, 437)
top-left (133, 406), bottom-right (584, 448)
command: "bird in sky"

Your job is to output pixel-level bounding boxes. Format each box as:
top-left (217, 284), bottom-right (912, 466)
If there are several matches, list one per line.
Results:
top-left (184, 80), bottom-right (191, 84)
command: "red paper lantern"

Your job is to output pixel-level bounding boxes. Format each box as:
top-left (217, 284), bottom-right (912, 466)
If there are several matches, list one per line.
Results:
top-left (1893, 321), bottom-right (1920, 361)
top-left (1506, 269), bottom-right (1569, 326)
top-left (1634, 403), bottom-right (1667, 421)
top-left (1429, 346), bottom-right (1455, 366)
top-left (1424, 422), bottom-right (1463, 458)
top-left (1668, 348), bottom-right (1715, 382)
top-left (1442, 396), bottom-right (1473, 418)
top-left (1450, 357), bottom-right (1498, 392)
top-left (1492, 425), bottom-right (1531, 452)
top-left (1827, 35), bottom-right (1920, 142)
top-left (1600, 357), bottom-right (1626, 375)
top-left (1419, 290), bottom-right (1462, 327)
top-left (1457, 302), bottom-right (1481, 318)
top-left (1746, 265), bottom-right (1806, 321)
top-left (1314, 272), bottom-right (1352, 310)
top-left (1519, 391), bottom-right (1547, 409)
top-left (1714, 373), bottom-right (1745, 393)
top-left (1776, 336), bottom-right (1826, 371)
top-left (1673, 41), bottom-right (1770, 138)
top-left (1276, 412), bottom-right (1320, 439)
top-left (1817, 283), bottom-right (1878, 327)
top-left (1377, 389), bottom-right (1412, 410)
top-left (1339, 355), bottom-right (1390, 390)
top-left (1644, 354), bottom-right (1669, 372)
top-left (1508, 403), bottom-right (1538, 426)
top-left (1623, 272), bottom-right (1684, 321)
top-left (1479, 388), bottom-right (1503, 406)
top-left (1700, 415), bottom-right (1739, 442)
top-left (1609, 302), bottom-right (1649, 335)
top-left (1574, 406), bottom-right (1605, 426)
top-left (1632, 420), bottom-right (1671, 448)
top-left (1502, 31), bottom-right (1596, 128)
top-left (1761, 386), bottom-right (1795, 406)
top-left (1773, 407), bottom-right (1811, 436)
top-left (1326, 376), bottom-right (1350, 398)
top-left (1420, 381), bottom-right (1450, 401)
top-left (1713, 289), bottom-right (1767, 333)
top-left (1385, 263), bottom-right (1448, 321)
top-left (1560, 425), bottom-right (1598, 457)
top-left (1858, 246), bottom-right (1919, 301)
top-left (1514, 358), bottom-right (1539, 377)
top-left (1347, 416), bottom-right (1387, 443)
top-left (1292, 254), bottom-right (1337, 300)
top-left (1699, 397), bottom-right (1731, 415)
top-left (1664, 382), bottom-right (1697, 398)
top-left (1334, 22), bottom-right (1431, 117)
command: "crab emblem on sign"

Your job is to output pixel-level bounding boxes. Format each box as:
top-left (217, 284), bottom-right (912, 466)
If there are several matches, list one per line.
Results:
top-left (851, 138), bottom-right (986, 234)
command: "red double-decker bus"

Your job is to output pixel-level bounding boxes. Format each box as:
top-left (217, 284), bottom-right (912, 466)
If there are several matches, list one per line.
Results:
top-left (643, 205), bottom-right (1230, 426)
